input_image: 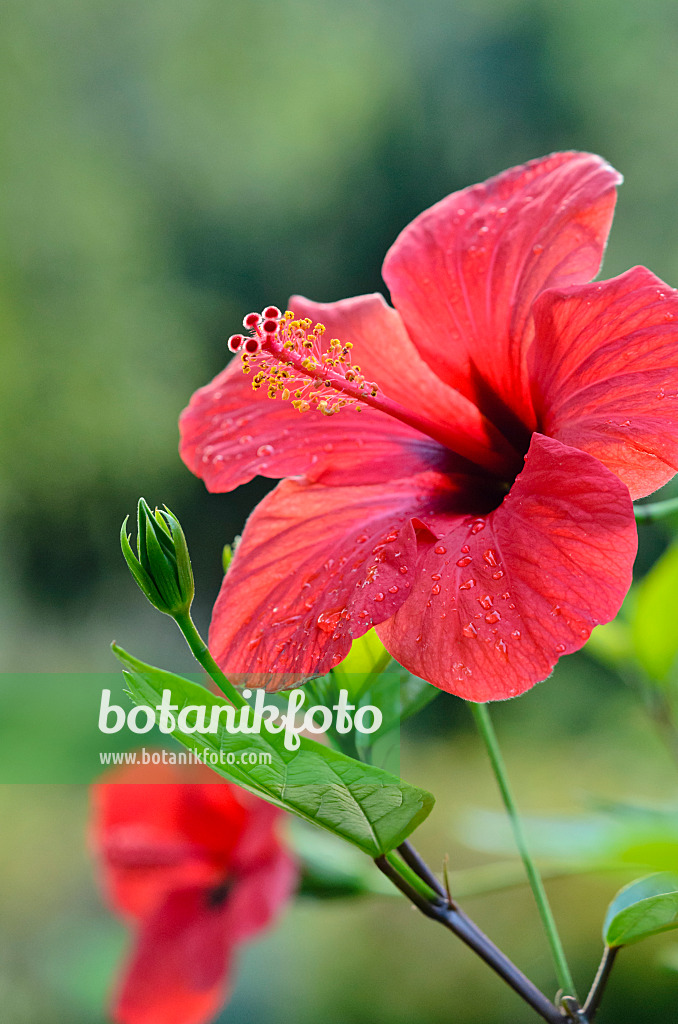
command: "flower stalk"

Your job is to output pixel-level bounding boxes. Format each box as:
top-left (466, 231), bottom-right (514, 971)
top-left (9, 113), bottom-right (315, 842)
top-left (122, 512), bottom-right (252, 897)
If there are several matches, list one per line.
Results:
top-left (468, 701), bottom-right (577, 1000)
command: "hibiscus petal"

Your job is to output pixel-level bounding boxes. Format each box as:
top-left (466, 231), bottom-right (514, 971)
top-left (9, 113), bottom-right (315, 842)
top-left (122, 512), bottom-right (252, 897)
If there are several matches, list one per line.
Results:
top-left (208, 472), bottom-right (484, 688)
top-left (376, 434), bottom-right (636, 701)
top-left (530, 266), bottom-right (678, 499)
top-left (91, 774), bottom-right (214, 920)
top-left (227, 845), bottom-right (298, 944)
top-left (113, 887), bottom-right (232, 1024)
top-left (383, 152), bottom-right (621, 436)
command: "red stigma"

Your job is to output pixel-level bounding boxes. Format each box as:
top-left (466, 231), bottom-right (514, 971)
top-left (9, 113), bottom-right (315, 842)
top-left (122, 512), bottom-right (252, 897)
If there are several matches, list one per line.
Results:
top-left (263, 306), bottom-right (282, 320)
top-left (244, 337), bottom-right (262, 354)
top-left (262, 319), bottom-right (279, 335)
top-left (243, 312), bottom-right (261, 329)
top-left (227, 334), bottom-right (244, 352)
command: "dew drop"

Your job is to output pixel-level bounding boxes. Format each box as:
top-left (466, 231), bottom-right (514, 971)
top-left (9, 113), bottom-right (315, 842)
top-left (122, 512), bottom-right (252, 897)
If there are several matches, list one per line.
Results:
top-left (246, 636), bottom-right (261, 651)
top-left (495, 638), bottom-right (508, 657)
top-left (478, 595), bottom-right (493, 610)
top-left (485, 610), bottom-right (501, 624)
top-left (356, 534), bottom-right (368, 544)
top-left (510, 630), bottom-right (521, 640)
top-left (461, 544), bottom-right (470, 554)
top-left (374, 592), bottom-right (385, 602)
top-left (388, 585), bottom-right (399, 594)
top-left (555, 643), bottom-right (566, 653)
top-left (532, 244), bottom-right (543, 255)
top-left (492, 570), bottom-right (504, 579)
top-left (459, 578), bottom-right (476, 590)
top-left (358, 610), bottom-right (369, 619)
top-left (239, 434), bottom-right (253, 445)
top-left (456, 556), bottom-right (472, 567)
top-left (551, 605), bottom-right (562, 616)
top-left (434, 544), bottom-right (447, 554)
top-left (469, 518), bottom-right (486, 534)
top-left (399, 565), bottom-right (409, 574)
top-left (462, 622), bottom-right (478, 638)
top-left (257, 443), bottom-right (274, 458)
top-left (431, 573), bottom-right (442, 581)
top-left (658, 388), bottom-right (666, 399)
top-left (317, 610), bottom-right (342, 633)
top-left (508, 603), bottom-right (516, 610)
top-left (415, 634), bottom-right (422, 643)
top-left (483, 549), bottom-right (498, 567)
top-left (431, 583), bottom-right (441, 596)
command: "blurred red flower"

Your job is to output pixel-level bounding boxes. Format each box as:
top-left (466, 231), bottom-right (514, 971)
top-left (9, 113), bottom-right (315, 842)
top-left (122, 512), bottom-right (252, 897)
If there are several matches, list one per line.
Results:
top-left (91, 763), bottom-right (297, 1024)
top-left (180, 152), bottom-right (678, 700)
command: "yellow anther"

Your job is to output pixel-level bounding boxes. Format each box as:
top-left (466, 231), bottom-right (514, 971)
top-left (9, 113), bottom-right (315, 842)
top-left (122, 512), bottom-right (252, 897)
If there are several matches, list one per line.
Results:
top-left (282, 388), bottom-right (290, 401)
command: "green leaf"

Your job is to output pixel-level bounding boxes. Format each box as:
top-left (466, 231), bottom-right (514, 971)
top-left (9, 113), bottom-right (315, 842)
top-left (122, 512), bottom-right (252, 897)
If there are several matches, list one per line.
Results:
top-left (604, 872), bottom-right (678, 947)
top-left (112, 645), bottom-right (434, 858)
top-left (631, 543), bottom-right (678, 682)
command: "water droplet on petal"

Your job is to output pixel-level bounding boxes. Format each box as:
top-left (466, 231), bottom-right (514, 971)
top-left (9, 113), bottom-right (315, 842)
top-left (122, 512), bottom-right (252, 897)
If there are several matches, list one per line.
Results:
top-left (495, 638), bottom-right (508, 657)
top-left (399, 565), bottom-right (409, 574)
top-left (435, 544), bottom-right (447, 554)
top-left (492, 570), bottom-right (504, 579)
top-left (457, 556), bottom-right (472, 567)
top-left (469, 518), bottom-right (486, 534)
top-left (388, 585), bottom-right (399, 594)
top-left (239, 434), bottom-right (253, 445)
top-left (317, 610), bottom-right (343, 633)
top-left (257, 443), bottom-right (274, 457)
top-left (459, 578), bottom-right (476, 590)
top-left (374, 592), bottom-right (385, 602)
top-left (461, 544), bottom-right (470, 554)
top-left (431, 583), bottom-right (441, 596)
top-left (510, 630), bottom-right (521, 640)
top-left (555, 643), bottom-right (566, 653)
top-left (485, 610), bottom-right (501, 624)
top-left (431, 573), bottom-right (442, 581)
top-left (462, 622), bottom-right (478, 638)
top-left (483, 549), bottom-right (498, 567)
top-left (478, 595), bottom-right (493, 610)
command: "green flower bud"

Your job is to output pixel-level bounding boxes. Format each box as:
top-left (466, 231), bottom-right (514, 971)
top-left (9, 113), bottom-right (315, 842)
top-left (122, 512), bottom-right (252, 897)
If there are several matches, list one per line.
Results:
top-left (121, 499), bottom-right (194, 617)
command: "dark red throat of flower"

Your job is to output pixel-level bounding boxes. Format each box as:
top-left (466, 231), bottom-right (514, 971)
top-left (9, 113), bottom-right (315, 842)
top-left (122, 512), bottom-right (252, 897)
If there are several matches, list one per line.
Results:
top-left (228, 307), bottom-right (522, 477)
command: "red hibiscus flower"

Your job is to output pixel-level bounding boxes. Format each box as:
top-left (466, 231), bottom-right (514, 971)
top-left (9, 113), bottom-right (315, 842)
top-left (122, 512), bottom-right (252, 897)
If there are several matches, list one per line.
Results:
top-left (180, 151), bottom-right (678, 700)
top-left (91, 763), bottom-right (297, 1024)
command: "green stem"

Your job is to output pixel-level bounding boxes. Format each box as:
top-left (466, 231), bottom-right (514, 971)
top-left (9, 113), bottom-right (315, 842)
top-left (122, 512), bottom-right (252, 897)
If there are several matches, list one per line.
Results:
top-left (634, 495), bottom-right (678, 521)
top-left (468, 701), bottom-right (577, 999)
top-left (384, 850), bottom-right (440, 902)
top-left (173, 610), bottom-right (248, 709)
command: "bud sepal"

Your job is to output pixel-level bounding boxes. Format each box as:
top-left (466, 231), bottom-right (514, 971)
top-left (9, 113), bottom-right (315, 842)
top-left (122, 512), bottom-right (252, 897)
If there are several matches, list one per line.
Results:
top-left (120, 499), bottom-right (194, 617)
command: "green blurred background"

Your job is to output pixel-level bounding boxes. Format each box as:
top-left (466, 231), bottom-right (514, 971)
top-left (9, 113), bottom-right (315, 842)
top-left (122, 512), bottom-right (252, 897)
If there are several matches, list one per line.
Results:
top-left (3, 0), bottom-right (678, 1020)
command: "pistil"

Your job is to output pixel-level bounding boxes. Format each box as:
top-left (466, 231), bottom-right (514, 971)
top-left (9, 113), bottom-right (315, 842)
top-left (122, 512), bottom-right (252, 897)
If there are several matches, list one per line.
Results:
top-left (230, 308), bottom-right (519, 475)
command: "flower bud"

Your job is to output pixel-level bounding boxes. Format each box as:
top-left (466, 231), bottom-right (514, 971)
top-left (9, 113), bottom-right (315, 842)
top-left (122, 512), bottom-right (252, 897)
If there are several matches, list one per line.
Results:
top-left (121, 499), bottom-right (194, 617)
